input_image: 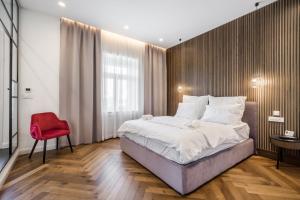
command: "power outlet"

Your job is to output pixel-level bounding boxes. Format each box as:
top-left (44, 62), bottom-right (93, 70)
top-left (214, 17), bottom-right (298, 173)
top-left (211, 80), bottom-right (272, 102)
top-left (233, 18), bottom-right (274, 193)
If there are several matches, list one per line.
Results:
top-left (268, 116), bottom-right (284, 123)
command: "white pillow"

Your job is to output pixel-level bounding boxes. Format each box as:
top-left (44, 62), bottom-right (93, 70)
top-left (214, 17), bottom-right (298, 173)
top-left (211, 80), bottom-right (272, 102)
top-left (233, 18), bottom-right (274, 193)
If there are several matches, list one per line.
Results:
top-left (183, 95), bottom-right (207, 103)
top-left (209, 95), bottom-right (247, 106)
top-left (209, 95), bottom-right (247, 113)
top-left (175, 103), bottom-right (199, 120)
top-left (201, 104), bottom-right (244, 125)
top-left (183, 95), bottom-right (209, 119)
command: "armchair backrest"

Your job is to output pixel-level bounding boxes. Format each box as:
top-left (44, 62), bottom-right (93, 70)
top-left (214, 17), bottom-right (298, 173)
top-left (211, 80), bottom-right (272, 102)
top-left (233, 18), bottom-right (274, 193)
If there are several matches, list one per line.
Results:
top-left (31, 112), bottom-right (61, 131)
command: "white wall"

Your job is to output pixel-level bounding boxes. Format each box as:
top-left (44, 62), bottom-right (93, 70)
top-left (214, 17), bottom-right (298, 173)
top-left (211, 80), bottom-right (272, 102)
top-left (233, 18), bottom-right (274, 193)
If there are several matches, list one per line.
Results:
top-left (19, 8), bottom-right (60, 154)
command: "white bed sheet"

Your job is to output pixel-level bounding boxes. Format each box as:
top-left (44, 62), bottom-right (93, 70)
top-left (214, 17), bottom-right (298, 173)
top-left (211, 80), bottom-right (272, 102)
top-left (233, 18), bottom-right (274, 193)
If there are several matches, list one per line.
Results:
top-left (119, 117), bottom-right (250, 165)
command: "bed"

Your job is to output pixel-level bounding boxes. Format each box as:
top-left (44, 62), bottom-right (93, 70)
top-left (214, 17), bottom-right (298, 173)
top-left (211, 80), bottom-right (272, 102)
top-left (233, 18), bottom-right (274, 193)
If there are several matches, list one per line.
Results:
top-left (120, 101), bottom-right (257, 195)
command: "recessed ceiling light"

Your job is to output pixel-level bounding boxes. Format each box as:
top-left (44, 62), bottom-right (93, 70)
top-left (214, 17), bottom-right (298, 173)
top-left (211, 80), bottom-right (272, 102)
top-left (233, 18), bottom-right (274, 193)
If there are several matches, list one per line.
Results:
top-left (123, 25), bottom-right (129, 30)
top-left (58, 1), bottom-right (66, 7)
top-left (159, 38), bottom-right (164, 42)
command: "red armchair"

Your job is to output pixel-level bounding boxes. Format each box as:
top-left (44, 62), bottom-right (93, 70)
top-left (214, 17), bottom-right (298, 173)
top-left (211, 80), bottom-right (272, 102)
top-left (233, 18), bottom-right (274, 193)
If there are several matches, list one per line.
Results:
top-left (29, 112), bottom-right (73, 163)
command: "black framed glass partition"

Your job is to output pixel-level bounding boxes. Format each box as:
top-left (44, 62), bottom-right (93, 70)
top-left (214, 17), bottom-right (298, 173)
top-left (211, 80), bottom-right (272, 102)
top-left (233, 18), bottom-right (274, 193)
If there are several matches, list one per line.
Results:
top-left (0, 0), bottom-right (19, 172)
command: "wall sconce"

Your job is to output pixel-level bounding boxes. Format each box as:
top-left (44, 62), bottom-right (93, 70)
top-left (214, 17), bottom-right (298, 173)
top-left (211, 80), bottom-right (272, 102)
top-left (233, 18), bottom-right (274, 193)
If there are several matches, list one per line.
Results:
top-left (177, 85), bottom-right (184, 93)
top-left (251, 77), bottom-right (265, 88)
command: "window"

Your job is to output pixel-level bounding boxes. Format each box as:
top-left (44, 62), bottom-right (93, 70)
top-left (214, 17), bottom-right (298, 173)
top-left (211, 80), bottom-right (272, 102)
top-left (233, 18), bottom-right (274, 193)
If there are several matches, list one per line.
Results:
top-left (102, 52), bottom-right (141, 113)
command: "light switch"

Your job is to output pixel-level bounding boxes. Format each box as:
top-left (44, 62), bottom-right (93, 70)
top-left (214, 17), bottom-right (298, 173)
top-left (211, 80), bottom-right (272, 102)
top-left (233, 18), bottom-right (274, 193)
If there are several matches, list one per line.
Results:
top-left (22, 87), bottom-right (33, 99)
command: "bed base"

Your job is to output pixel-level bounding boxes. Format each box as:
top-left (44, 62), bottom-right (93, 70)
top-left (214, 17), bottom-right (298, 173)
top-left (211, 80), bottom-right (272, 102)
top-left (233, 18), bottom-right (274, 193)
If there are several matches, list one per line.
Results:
top-left (120, 136), bottom-right (254, 195)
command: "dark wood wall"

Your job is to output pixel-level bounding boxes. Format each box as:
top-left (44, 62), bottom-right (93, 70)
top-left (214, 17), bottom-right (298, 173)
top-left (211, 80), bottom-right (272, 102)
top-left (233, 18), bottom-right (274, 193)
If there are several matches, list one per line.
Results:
top-left (166, 0), bottom-right (300, 158)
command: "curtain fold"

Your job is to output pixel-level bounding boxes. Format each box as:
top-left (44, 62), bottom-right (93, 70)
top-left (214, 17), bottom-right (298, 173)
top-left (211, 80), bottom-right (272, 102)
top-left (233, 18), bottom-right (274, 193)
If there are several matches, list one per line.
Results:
top-left (59, 18), bottom-right (102, 145)
top-left (101, 31), bottom-right (145, 139)
top-left (144, 44), bottom-right (167, 116)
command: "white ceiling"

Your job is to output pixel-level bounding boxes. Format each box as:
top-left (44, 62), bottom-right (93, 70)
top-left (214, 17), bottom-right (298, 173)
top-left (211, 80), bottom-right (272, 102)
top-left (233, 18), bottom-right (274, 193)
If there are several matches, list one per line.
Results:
top-left (19, 0), bottom-right (276, 48)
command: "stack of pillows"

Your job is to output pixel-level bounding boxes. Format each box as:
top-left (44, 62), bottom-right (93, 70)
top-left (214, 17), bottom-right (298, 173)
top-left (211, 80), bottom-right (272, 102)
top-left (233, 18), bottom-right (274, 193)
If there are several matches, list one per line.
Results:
top-left (175, 95), bottom-right (247, 125)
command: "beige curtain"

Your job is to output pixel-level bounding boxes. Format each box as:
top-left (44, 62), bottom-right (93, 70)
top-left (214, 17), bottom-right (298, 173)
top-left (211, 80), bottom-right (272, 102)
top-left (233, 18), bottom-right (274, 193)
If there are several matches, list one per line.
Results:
top-left (59, 18), bottom-right (102, 145)
top-left (144, 44), bottom-right (167, 116)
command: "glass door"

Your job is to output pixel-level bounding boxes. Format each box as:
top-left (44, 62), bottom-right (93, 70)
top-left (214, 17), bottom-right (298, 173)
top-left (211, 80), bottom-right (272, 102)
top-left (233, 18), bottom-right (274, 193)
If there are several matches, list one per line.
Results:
top-left (0, 0), bottom-right (19, 171)
top-left (11, 0), bottom-right (18, 154)
top-left (0, 18), bottom-right (10, 169)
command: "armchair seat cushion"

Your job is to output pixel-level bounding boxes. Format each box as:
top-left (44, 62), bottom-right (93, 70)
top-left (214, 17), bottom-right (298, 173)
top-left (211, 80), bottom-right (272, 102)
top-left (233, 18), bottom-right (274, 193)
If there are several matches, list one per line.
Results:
top-left (42, 129), bottom-right (70, 140)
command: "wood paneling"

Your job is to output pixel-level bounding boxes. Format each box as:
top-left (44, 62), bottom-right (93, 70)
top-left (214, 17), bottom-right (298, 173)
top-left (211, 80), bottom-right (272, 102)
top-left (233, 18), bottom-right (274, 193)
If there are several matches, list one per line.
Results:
top-left (166, 0), bottom-right (300, 158)
top-left (1, 139), bottom-right (300, 199)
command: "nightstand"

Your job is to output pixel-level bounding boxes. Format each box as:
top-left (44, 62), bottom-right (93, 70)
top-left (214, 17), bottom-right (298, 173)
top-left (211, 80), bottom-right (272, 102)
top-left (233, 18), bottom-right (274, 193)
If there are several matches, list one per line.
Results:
top-left (270, 135), bottom-right (300, 169)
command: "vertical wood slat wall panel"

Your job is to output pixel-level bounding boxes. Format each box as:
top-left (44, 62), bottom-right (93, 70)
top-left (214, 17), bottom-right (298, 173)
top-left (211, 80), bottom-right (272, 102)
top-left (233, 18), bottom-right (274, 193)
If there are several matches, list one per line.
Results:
top-left (166, 0), bottom-right (300, 157)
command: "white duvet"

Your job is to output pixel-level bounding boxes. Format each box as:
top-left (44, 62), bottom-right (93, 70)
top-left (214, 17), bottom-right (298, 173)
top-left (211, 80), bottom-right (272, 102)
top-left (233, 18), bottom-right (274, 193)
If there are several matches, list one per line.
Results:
top-left (118, 116), bottom-right (249, 164)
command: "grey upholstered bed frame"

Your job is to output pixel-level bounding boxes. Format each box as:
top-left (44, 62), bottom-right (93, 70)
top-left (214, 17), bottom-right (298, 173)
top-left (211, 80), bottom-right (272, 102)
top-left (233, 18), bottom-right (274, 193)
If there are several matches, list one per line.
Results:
top-left (120, 102), bottom-right (258, 195)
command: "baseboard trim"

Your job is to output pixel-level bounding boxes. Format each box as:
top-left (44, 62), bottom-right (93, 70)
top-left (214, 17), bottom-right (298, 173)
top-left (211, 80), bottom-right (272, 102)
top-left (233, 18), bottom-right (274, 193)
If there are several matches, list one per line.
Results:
top-left (0, 148), bottom-right (19, 189)
top-left (257, 149), bottom-right (300, 166)
top-left (19, 144), bottom-right (56, 155)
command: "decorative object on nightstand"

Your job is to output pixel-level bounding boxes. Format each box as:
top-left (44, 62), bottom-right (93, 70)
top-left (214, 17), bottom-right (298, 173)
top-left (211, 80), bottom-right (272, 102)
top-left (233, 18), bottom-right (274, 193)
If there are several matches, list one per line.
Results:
top-left (270, 134), bottom-right (300, 169)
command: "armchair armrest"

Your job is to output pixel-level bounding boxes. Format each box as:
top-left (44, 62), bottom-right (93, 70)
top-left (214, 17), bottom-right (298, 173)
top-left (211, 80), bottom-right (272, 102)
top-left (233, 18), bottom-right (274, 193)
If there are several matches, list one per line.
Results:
top-left (57, 120), bottom-right (70, 130)
top-left (30, 123), bottom-right (43, 139)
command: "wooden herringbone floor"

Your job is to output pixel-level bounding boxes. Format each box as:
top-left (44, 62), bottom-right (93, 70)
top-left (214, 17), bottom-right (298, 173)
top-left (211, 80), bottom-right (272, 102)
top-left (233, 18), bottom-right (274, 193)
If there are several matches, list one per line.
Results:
top-left (0, 139), bottom-right (300, 200)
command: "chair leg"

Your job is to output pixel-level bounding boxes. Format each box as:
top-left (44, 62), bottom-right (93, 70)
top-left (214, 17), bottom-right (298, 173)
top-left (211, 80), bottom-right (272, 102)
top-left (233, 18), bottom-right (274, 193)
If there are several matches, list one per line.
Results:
top-left (67, 135), bottom-right (73, 153)
top-left (29, 140), bottom-right (38, 159)
top-left (43, 140), bottom-right (47, 164)
top-left (56, 137), bottom-right (59, 151)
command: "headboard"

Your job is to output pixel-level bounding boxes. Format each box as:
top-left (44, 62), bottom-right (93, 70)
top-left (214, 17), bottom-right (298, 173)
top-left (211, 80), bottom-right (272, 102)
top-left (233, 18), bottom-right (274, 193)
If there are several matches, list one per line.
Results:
top-left (242, 101), bottom-right (258, 152)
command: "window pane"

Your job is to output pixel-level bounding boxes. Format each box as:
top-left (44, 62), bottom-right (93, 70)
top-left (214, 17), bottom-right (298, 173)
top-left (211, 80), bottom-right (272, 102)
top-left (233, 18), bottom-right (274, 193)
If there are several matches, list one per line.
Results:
top-left (13, 0), bottom-right (17, 28)
top-left (13, 27), bottom-right (17, 44)
top-left (2, 0), bottom-right (12, 17)
top-left (0, 3), bottom-right (12, 35)
top-left (116, 79), bottom-right (127, 111)
top-left (12, 97), bottom-right (17, 134)
top-left (104, 78), bottom-right (114, 112)
top-left (12, 44), bottom-right (17, 81)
